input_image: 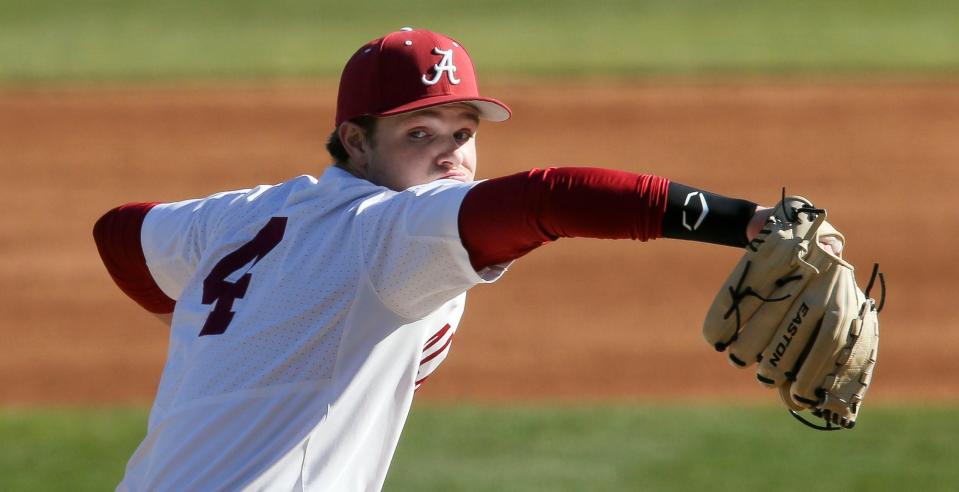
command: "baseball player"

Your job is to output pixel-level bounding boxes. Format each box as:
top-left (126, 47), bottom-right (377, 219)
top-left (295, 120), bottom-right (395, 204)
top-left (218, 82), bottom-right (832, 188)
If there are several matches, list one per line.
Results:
top-left (94, 27), bottom-right (877, 491)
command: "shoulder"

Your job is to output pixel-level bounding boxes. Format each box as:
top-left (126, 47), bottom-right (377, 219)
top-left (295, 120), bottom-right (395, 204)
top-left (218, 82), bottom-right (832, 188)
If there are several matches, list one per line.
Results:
top-left (357, 179), bottom-right (478, 241)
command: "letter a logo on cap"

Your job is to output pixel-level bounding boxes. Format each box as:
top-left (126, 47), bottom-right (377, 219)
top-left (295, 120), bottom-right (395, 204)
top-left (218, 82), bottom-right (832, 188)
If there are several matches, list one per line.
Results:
top-left (421, 47), bottom-right (461, 85)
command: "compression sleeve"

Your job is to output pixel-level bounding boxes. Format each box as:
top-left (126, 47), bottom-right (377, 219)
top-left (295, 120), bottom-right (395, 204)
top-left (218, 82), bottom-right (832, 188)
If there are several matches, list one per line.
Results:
top-left (458, 167), bottom-right (670, 271)
top-left (661, 182), bottom-right (758, 248)
top-left (93, 202), bottom-right (176, 314)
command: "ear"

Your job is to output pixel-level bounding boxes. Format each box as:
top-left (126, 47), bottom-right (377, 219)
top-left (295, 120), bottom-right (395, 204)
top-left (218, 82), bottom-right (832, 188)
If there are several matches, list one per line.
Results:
top-left (339, 122), bottom-right (372, 176)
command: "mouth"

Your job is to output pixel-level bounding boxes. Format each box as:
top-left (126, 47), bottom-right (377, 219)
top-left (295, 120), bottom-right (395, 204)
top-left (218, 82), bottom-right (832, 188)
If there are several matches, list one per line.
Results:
top-left (438, 171), bottom-right (469, 182)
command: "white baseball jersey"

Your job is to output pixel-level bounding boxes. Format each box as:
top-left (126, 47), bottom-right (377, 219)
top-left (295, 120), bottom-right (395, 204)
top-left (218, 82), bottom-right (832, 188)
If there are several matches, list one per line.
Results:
top-left (117, 166), bottom-right (508, 491)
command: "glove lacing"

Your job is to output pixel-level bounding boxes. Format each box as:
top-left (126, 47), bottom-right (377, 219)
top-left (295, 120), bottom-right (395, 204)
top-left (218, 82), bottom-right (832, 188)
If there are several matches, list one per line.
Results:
top-left (788, 262), bottom-right (886, 431)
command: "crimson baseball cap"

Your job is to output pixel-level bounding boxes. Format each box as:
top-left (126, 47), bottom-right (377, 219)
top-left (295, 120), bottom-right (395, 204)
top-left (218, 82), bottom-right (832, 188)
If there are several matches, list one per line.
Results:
top-left (335, 27), bottom-right (511, 126)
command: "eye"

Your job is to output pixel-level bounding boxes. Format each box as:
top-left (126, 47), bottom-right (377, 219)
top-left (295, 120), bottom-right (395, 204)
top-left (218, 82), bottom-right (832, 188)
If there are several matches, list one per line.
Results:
top-left (454, 130), bottom-right (475, 143)
top-left (408, 129), bottom-right (429, 140)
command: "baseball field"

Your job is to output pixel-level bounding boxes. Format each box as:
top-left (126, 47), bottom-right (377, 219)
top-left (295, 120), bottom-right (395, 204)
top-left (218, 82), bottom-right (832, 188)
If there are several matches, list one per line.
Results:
top-left (3, 1), bottom-right (959, 490)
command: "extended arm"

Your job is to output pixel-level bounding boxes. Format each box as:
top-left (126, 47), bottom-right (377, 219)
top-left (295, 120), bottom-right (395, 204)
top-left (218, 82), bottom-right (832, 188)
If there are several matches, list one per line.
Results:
top-left (458, 167), bottom-right (767, 270)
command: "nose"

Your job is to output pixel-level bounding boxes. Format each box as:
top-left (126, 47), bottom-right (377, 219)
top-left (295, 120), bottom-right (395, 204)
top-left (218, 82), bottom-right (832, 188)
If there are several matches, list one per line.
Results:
top-left (435, 137), bottom-right (464, 169)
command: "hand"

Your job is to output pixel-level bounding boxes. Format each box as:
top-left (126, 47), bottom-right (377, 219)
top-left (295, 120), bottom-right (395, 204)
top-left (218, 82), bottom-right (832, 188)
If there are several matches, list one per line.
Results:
top-left (746, 206), bottom-right (774, 242)
top-left (748, 205), bottom-right (842, 256)
top-left (818, 235), bottom-right (843, 256)
top-left (704, 196), bottom-right (882, 430)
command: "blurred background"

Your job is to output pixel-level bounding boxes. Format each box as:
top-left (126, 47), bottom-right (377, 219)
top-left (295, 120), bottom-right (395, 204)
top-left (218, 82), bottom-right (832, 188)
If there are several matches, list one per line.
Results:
top-left (2, 0), bottom-right (958, 490)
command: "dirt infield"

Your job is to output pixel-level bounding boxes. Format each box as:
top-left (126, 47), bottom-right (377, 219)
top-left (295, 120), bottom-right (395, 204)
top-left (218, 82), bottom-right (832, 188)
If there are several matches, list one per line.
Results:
top-left (2, 79), bottom-right (957, 405)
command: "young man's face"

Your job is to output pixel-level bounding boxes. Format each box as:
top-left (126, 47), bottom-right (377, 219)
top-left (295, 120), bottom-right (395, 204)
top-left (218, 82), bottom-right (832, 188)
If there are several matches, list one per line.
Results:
top-left (349, 103), bottom-right (480, 191)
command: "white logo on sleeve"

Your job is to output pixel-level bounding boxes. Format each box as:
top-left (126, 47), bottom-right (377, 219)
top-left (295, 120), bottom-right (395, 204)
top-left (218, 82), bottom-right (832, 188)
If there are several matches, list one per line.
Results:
top-left (421, 47), bottom-right (461, 85)
top-left (682, 191), bottom-right (709, 231)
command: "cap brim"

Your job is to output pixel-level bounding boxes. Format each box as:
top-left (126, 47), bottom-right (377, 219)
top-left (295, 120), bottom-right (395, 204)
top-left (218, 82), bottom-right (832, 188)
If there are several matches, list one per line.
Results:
top-left (377, 95), bottom-right (511, 122)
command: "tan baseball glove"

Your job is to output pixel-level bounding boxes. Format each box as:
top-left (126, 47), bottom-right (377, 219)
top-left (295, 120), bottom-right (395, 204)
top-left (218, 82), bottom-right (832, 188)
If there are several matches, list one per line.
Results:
top-left (703, 196), bottom-right (884, 430)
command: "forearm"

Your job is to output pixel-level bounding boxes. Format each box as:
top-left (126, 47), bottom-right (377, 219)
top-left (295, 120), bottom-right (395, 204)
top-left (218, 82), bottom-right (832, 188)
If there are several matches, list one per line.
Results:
top-left (660, 182), bottom-right (760, 247)
top-left (459, 168), bottom-right (768, 271)
top-left (459, 167), bottom-right (669, 270)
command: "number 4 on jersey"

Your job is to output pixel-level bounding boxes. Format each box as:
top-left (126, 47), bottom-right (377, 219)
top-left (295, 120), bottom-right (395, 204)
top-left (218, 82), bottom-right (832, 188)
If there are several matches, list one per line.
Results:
top-left (200, 217), bottom-right (287, 336)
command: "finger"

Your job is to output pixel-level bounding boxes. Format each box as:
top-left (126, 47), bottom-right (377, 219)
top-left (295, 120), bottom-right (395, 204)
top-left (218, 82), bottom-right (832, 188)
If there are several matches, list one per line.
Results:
top-left (789, 270), bottom-right (861, 407)
top-left (818, 236), bottom-right (843, 256)
top-left (778, 382), bottom-right (804, 412)
top-left (703, 256), bottom-right (765, 350)
top-left (703, 233), bottom-right (805, 351)
top-left (726, 262), bottom-right (815, 367)
top-left (755, 272), bottom-right (834, 387)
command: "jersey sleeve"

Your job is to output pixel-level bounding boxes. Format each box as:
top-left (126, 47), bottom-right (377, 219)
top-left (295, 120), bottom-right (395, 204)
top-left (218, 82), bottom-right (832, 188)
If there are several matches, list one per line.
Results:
top-left (359, 181), bottom-right (503, 320)
top-left (140, 189), bottom-right (258, 300)
top-left (139, 199), bottom-right (208, 300)
top-left (93, 202), bottom-right (176, 314)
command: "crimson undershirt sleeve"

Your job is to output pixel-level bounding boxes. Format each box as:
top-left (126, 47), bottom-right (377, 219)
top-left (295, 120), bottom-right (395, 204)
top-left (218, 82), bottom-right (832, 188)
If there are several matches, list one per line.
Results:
top-left (93, 202), bottom-right (176, 314)
top-left (458, 167), bottom-right (670, 271)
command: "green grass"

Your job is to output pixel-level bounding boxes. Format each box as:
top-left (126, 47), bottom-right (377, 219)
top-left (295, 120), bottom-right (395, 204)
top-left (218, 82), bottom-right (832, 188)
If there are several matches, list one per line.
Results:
top-left (1, 0), bottom-right (958, 82)
top-left (389, 404), bottom-right (959, 491)
top-left (2, 404), bottom-right (958, 491)
top-left (0, 408), bottom-right (146, 491)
